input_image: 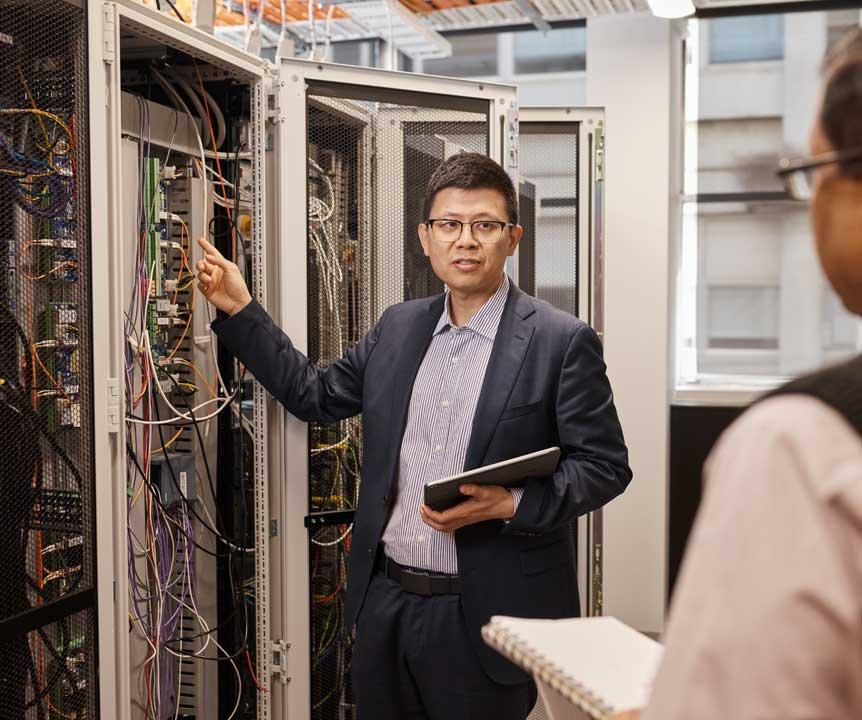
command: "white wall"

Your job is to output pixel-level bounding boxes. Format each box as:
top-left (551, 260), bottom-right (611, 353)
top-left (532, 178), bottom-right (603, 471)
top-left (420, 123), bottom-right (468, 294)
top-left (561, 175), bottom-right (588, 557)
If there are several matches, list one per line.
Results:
top-left (517, 73), bottom-right (587, 106)
top-left (587, 14), bottom-right (673, 635)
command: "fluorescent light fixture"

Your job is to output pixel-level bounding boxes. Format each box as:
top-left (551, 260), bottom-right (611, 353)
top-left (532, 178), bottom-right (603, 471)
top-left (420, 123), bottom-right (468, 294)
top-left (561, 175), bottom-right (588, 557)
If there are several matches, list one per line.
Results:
top-left (647, 0), bottom-right (695, 18)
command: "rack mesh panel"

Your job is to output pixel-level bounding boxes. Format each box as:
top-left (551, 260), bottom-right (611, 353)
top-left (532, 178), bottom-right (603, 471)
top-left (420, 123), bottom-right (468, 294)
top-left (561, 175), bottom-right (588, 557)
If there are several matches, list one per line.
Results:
top-left (305, 86), bottom-right (489, 720)
top-left (0, 1), bottom-right (96, 718)
top-left (519, 124), bottom-right (579, 316)
top-left (518, 180), bottom-right (537, 296)
top-left (519, 124), bottom-right (582, 720)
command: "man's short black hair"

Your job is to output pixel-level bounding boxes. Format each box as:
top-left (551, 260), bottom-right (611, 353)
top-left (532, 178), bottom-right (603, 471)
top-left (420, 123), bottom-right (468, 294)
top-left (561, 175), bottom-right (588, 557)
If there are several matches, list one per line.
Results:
top-left (422, 152), bottom-right (519, 225)
top-left (822, 29), bottom-right (862, 178)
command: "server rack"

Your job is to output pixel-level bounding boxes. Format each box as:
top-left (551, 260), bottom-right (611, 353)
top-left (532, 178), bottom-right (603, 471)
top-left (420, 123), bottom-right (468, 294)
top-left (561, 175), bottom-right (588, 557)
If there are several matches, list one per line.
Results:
top-left (517, 107), bottom-right (606, 618)
top-left (3, 4), bottom-right (524, 718)
top-left (267, 61), bottom-right (517, 720)
top-left (88, 3), bottom-right (273, 718)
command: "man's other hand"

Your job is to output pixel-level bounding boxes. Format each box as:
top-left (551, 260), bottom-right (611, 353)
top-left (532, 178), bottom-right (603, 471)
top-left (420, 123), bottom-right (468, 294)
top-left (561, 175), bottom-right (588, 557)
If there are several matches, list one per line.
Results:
top-left (420, 484), bottom-right (515, 533)
top-left (196, 237), bottom-right (252, 316)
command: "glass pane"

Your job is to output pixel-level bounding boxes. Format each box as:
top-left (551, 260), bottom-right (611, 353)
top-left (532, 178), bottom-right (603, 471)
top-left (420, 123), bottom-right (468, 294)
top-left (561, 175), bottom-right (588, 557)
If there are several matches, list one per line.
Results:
top-left (708, 16), bottom-right (784, 63)
top-left (424, 33), bottom-right (497, 77)
top-left (685, 200), bottom-right (862, 377)
top-left (679, 11), bottom-right (862, 383)
top-left (514, 27), bottom-right (586, 75)
top-left (689, 14), bottom-right (845, 195)
top-left (707, 287), bottom-right (779, 350)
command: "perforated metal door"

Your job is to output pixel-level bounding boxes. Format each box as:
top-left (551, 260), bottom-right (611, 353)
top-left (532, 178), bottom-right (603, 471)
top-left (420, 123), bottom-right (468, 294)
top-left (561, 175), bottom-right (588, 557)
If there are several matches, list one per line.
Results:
top-left (0, 2), bottom-right (97, 718)
top-left (304, 80), bottom-right (490, 720)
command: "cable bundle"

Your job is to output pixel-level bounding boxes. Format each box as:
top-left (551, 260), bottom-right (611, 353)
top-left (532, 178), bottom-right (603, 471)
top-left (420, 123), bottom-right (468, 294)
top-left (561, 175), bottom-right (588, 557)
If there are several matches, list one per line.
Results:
top-left (123, 65), bottom-right (261, 720)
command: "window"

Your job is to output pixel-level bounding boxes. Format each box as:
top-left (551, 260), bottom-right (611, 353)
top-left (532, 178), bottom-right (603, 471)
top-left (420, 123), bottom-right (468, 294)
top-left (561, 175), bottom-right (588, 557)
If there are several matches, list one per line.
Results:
top-left (514, 27), bottom-right (586, 74)
top-left (423, 33), bottom-right (497, 77)
top-left (707, 287), bottom-right (779, 350)
top-left (677, 11), bottom-right (862, 387)
top-left (708, 16), bottom-right (784, 63)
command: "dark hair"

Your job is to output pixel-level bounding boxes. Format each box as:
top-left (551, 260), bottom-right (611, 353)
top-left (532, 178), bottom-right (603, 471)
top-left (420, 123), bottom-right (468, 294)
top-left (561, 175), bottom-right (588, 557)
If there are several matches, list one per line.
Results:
top-left (422, 152), bottom-right (519, 225)
top-left (821, 29), bottom-right (862, 178)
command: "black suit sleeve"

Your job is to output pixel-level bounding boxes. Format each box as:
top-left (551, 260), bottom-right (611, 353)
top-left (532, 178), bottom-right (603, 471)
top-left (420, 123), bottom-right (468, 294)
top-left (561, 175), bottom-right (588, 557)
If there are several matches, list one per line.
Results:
top-left (211, 299), bottom-right (385, 423)
top-left (504, 323), bottom-right (632, 534)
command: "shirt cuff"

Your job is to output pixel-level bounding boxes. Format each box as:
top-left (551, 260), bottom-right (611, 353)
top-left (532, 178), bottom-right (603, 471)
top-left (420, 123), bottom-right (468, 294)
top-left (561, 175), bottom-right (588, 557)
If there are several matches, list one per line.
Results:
top-left (504, 487), bottom-right (524, 522)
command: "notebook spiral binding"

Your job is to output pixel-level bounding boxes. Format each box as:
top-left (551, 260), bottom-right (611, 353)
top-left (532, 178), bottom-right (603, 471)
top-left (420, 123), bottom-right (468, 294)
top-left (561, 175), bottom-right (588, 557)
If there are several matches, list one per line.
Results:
top-left (481, 620), bottom-right (616, 720)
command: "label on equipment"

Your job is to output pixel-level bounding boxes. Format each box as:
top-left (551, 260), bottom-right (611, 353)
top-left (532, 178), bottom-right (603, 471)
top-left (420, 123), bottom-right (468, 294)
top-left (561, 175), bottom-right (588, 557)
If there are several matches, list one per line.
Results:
top-left (179, 471), bottom-right (188, 497)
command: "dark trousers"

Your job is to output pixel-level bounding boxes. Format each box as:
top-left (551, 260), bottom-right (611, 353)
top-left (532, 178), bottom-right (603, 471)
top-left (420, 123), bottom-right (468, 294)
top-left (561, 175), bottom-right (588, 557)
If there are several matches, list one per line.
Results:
top-left (352, 571), bottom-right (537, 720)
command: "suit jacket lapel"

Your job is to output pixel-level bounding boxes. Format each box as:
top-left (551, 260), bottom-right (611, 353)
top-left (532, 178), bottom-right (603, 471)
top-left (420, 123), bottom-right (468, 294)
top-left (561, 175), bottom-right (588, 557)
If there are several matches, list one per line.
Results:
top-left (464, 285), bottom-right (536, 471)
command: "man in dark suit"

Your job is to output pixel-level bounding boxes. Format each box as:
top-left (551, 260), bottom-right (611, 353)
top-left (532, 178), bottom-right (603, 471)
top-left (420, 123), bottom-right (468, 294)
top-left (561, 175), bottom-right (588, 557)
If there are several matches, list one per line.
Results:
top-left (196, 153), bottom-right (631, 720)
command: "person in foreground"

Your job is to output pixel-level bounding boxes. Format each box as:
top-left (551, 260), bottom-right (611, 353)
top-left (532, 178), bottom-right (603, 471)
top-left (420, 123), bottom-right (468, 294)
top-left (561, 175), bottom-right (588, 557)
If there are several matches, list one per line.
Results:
top-left (624, 30), bottom-right (862, 720)
top-left (195, 153), bottom-right (632, 720)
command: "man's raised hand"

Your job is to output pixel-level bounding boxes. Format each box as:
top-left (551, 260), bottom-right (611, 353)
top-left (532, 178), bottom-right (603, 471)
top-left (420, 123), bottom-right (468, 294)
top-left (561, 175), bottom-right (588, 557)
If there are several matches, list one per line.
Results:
top-left (195, 237), bottom-right (252, 316)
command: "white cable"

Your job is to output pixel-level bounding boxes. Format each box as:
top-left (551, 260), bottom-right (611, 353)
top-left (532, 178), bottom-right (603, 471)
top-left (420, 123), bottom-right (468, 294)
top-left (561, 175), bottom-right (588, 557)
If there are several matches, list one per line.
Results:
top-left (308, 0), bottom-right (317, 60)
top-left (310, 523), bottom-right (353, 547)
top-left (213, 193), bottom-right (252, 210)
top-left (151, 67), bottom-right (234, 402)
top-left (197, 499), bottom-right (255, 553)
top-left (200, 163), bottom-right (253, 200)
top-left (164, 580), bottom-right (242, 720)
top-left (167, 70), bottom-right (209, 147)
top-left (132, 304), bottom-right (235, 423)
top-left (323, 4), bottom-right (335, 62)
top-left (385, 0), bottom-right (394, 68)
top-left (185, 73), bottom-right (227, 150)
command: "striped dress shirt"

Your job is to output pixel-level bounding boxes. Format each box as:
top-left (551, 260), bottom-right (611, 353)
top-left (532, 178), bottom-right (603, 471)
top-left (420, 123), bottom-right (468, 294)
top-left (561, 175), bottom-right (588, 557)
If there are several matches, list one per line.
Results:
top-left (381, 275), bottom-right (522, 574)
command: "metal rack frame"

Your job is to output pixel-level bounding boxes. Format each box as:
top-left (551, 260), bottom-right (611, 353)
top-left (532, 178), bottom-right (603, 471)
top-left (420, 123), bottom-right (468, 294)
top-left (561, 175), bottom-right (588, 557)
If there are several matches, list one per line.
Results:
top-left (88, 3), bottom-right (271, 717)
top-left (268, 58), bottom-right (517, 719)
top-left (518, 106), bottom-right (606, 618)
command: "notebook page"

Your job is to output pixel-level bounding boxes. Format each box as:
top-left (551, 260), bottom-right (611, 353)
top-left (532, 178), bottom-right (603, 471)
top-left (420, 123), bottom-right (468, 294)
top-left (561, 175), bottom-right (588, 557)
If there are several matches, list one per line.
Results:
top-left (490, 616), bottom-right (663, 713)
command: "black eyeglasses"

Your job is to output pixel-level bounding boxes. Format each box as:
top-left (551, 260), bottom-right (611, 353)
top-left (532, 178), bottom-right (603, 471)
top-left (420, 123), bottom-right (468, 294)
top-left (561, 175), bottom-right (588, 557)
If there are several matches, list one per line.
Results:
top-left (777, 146), bottom-right (862, 201)
top-left (425, 218), bottom-right (515, 244)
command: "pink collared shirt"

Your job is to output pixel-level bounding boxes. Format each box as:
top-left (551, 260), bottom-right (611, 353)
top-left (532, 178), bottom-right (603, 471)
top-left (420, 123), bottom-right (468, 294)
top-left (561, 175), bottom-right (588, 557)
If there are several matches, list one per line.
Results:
top-left (643, 395), bottom-right (862, 720)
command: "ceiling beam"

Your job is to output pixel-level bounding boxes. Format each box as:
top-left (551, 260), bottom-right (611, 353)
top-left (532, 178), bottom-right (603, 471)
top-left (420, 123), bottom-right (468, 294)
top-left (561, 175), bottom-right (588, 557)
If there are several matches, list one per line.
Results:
top-left (695, 0), bottom-right (862, 18)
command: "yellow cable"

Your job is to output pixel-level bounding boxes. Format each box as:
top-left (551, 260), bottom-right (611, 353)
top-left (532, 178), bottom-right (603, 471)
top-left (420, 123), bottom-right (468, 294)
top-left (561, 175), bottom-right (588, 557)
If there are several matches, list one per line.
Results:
top-left (17, 68), bottom-right (52, 153)
top-left (150, 427), bottom-right (185, 456)
top-left (0, 108), bottom-right (72, 140)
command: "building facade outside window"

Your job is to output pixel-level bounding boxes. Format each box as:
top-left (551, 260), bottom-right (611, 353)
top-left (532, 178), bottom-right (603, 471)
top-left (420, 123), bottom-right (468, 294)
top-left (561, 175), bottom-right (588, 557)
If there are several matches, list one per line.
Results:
top-left (421, 26), bottom-right (587, 107)
top-left (677, 9), bottom-right (862, 388)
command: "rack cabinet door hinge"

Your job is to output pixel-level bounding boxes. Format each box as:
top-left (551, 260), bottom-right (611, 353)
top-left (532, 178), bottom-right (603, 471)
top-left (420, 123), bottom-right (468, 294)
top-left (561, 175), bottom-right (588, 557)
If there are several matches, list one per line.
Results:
top-left (267, 85), bottom-right (284, 124)
top-left (271, 640), bottom-right (289, 684)
top-left (102, 6), bottom-right (116, 64)
top-left (595, 123), bottom-right (605, 182)
top-left (107, 378), bottom-right (120, 433)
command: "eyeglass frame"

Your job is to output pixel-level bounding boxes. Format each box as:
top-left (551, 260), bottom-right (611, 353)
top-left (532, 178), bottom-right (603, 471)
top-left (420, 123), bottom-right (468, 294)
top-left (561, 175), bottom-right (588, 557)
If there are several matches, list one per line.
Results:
top-left (777, 146), bottom-right (862, 199)
top-left (424, 217), bottom-right (516, 244)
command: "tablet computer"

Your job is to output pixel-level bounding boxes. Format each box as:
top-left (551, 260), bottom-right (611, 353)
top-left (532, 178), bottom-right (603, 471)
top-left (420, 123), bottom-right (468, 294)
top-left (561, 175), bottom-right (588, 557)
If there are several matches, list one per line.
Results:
top-left (423, 447), bottom-right (561, 512)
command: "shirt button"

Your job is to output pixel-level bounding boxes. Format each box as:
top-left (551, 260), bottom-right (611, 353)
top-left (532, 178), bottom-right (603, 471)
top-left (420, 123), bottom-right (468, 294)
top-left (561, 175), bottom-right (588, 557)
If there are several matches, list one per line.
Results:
top-left (452, 357), bottom-right (459, 364)
top-left (441, 400), bottom-right (449, 408)
top-left (435, 445), bottom-right (443, 453)
top-left (417, 535), bottom-right (425, 544)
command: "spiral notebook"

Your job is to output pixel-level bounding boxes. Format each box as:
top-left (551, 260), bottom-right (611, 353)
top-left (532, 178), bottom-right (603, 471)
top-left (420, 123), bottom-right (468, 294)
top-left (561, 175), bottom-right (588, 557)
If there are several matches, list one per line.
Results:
top-left (481, 616), bottom-right (663, 720)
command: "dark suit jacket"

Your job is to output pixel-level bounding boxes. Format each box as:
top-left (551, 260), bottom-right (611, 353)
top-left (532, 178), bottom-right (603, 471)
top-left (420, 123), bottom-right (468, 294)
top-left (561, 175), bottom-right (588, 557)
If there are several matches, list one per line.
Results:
top-left (212, 281), bottom-right (631, 684)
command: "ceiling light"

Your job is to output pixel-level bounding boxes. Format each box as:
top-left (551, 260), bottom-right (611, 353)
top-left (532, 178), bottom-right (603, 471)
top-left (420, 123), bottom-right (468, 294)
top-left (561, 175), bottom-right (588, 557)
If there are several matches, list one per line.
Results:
top-left (647, 0), bottom-right (695, 18)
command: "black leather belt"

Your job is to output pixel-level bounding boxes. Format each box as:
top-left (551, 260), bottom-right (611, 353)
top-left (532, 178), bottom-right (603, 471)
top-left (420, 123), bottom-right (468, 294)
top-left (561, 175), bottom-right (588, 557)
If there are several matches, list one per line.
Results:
top-left (375, 547), bottom-right (462, 596)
